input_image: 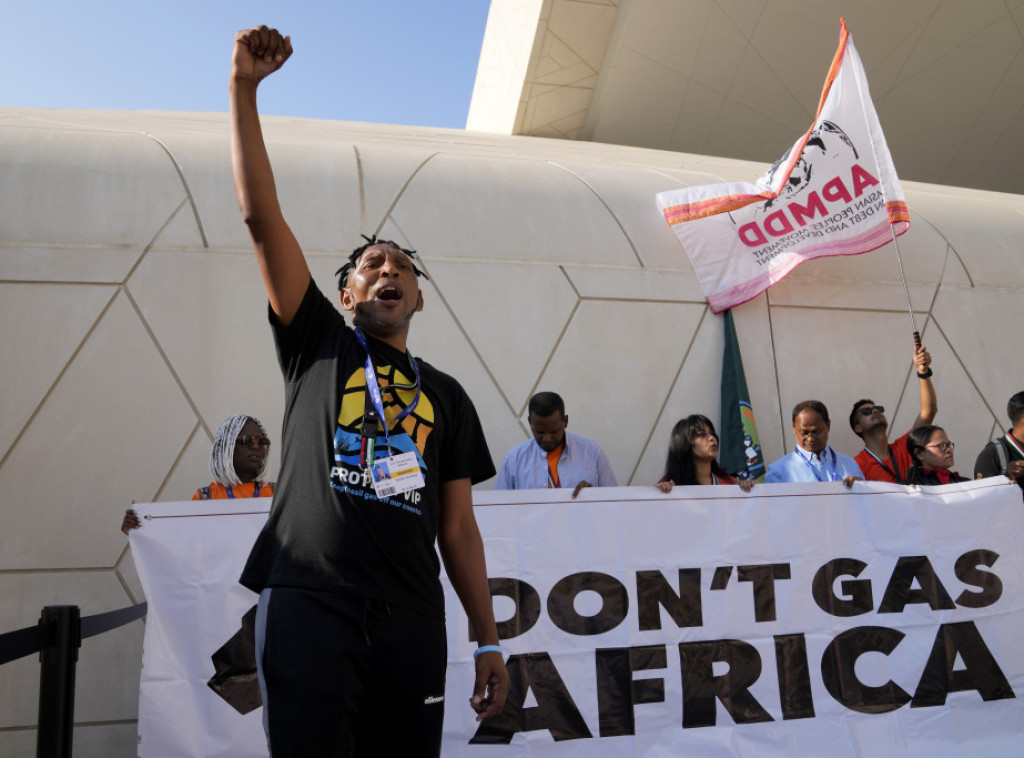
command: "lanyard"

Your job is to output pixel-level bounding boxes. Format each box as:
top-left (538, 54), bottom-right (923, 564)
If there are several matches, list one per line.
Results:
top-left (798, 446), bottom-right (838, 482)
top-left (864, 445), bottom-right (902, 481)
top-left (353, 327), bottom-right (421, 467)
top-left (225, 482), bottom-right (260, 499)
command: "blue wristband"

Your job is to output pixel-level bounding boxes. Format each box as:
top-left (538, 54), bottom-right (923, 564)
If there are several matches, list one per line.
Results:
top-left (473, 645), bottom-right (503, 658)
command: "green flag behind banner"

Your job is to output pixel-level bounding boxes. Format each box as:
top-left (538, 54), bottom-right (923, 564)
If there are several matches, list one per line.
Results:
top-left (719, 310), bottom-right (765, 481)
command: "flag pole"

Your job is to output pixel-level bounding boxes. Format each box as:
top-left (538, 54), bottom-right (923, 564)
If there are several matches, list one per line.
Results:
top-left (836, 16), bottom-right (917, 347)
top-left (886, 223), bottom-right (921, 347)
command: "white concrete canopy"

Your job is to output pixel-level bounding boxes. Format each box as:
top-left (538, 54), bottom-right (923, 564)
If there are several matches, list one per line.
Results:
top-left (469, 0), bottom-right (1024, 194)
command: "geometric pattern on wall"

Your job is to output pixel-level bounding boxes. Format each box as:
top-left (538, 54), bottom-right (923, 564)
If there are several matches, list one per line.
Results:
top-left (1, 108), bottom-right (1022, 756)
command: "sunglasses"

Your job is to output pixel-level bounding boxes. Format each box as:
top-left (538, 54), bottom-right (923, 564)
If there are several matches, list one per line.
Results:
top-left (857, 405), bottom-right (885, 416)
top-left (236, 435), bottom-right (271, 448)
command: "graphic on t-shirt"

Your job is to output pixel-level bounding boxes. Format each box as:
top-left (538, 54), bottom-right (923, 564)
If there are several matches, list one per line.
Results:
top-left (330, 362), bottom-right (432, 504)
top-left (338, 361), bottom-right (435, 453)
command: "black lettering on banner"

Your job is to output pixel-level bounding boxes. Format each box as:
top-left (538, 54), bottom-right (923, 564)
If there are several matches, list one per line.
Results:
top-left (678, 639), bottom-right (773, 728)
top-left (812, 558), bottom-right (873, 616)
top-left (471, 578), bottom-right (541, 641)
top-left (636, 569), bottom-right (702, 631)
top-left (595, 645), bottom-right (667, 737)
top-left (820, 626), bottom-right (911, 713)
top-left (470, 653), bottom-right (592, 744)
top-left (878, 556), bottom-right (956, 614)
top-left (467, 549), bottom-right (1011, 742)
top-left (774, 634), bottom-right (815, 720)
top-left (737, 563), bottom-right (791, 622)
top-left (548, 572), bottom-right (628, 636)
top-left (953, 550), bottom-right (1003, 609)
top-left (710, 565), bottom-right (732, 590)
top-left (911, 621), bottom-right (1015, 707)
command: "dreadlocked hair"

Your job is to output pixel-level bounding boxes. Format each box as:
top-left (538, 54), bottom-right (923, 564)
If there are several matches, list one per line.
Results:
top-left (335, 234), bottom-right (429, 290)
top-left (210, 415), bottom-right (270, 487)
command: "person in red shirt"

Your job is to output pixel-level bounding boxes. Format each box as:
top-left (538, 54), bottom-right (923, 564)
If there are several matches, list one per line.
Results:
top-left (850, 345), bottom-right (937, 483)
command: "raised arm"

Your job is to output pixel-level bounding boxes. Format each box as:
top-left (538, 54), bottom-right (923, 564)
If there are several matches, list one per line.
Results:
top-left (911, 344), bottom-right (937, 428)
top-left (437, 478), bottom-right (509, 721)
top-left (230, 26), bottom-right (309, 324)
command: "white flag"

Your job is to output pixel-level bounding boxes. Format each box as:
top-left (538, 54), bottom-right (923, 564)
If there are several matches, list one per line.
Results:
top-left (657, 19), bottom-right (909, 313)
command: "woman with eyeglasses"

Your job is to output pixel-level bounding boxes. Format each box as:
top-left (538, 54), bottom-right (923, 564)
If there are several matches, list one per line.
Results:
top-left (905, 424), bottom-right (965, 485)
top-left (656, 415), bottom-right (755, 492)
top-left (121, 415), bottom-right (275, 533)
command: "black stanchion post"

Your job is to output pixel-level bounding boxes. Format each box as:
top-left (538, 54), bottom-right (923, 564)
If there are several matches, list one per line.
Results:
top-left (36, 605), bottom-right (81, 758)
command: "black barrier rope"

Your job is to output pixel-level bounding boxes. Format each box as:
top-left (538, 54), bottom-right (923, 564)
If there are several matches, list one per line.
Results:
top-left (0, 602), bottom-right (147, 666)
top-left (81, 601), bottom-right (148, 640)
top-left (0, 623), bottom-right (57, 666)
top-left (0, 602), bottom-right (148, 758)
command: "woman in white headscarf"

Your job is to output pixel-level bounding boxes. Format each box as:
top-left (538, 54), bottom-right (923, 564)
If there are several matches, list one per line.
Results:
top-left (121, 415), bottom-right (274, 533)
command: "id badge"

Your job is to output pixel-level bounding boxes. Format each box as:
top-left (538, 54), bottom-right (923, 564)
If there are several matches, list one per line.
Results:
top-left (371, 451), bottom-right (425, 498)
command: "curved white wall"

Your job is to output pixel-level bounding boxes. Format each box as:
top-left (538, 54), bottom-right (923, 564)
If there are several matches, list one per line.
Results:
top-left (1, 108), bottom-right (1022, 754)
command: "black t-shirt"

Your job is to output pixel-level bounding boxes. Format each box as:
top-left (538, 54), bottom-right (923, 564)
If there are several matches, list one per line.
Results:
top-left (240, 281), bottom-right (495, 617)
top-left (974, 434), bottom-right (1024, 483)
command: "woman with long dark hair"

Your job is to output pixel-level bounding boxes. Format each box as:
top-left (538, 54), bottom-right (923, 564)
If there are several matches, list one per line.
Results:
top-left (657, 414), bottom-right (754, 492)
top-left (905, 424), bottom-right (965, 485)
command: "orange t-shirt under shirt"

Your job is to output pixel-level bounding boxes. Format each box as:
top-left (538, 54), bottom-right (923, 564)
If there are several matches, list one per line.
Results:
top-left (546, 445), bottom-right (564, 488)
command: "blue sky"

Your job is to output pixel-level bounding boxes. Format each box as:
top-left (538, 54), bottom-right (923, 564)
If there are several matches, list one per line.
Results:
top-left (2, 1), bottom-right (491, 128)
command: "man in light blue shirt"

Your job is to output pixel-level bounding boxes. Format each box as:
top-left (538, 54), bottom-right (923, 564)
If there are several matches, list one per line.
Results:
top-left (765, 400), bottom-right (863, 487)
top-left (494, 392), bottom-right (617, 497)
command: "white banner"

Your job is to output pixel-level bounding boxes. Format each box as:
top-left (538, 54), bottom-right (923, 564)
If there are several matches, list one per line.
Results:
top-left (655, 20), bottom-right (910, 313)
top-left (132, 499), bottom-right (270, 758)
top-left (133, 480), bottom-right (1024, 757)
